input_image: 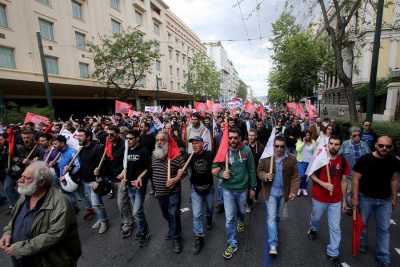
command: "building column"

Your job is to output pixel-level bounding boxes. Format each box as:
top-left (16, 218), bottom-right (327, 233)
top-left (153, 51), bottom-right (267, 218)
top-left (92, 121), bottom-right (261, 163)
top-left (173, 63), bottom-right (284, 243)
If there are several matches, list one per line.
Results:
top-left (389, 38), bottom-right (399, 70)
top-left (384, 82), bottom-right (400, 121)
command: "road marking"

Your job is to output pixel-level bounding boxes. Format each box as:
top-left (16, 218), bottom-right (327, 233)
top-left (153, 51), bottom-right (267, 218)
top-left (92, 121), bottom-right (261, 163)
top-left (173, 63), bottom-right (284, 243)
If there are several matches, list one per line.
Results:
top-left (180, 207), bottom-right (190, 213)
top-left (395, 248), bottom-right (400, 255)
top-left (341, 263), bottom-right (350, 267)
top-left (390, 219), bottom-right (396, 225)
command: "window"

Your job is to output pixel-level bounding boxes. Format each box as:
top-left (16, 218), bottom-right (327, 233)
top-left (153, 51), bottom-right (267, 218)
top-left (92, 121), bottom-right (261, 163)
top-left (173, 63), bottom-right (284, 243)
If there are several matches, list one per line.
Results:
top-left (72, 1), bottom-right (82, 19)
top-left (168, 49), bottom-right (172, 60)
top-left (170, 81), bottom-right (174, 90)
top-left (169, 65), bottom-right (172, 75)
top-left (0, 4), bottom-right (7, 28)
top-left (37, 0), bottom-right (50, 6)
top-left (155, 60), bottom-right (161, 72)
top-left (44, 56), bottom-right (59, 75)
top-left (39, 19), bottom-right (54, 41)
top-left (111, 19), bottom-right (121, 34)
top-left (168, 32), bottom-right (172, 42)
top-left (176, 52), bottom-right (179, 63)
top-left (75, 32), bottom-right (86, 49)
top-left (135, 11), bottom-right (143, 25)
top-left (177, 82), bottom-right (180, 90)
top-left (177, 68), bottom-right (179, 78)
top-left (111, 0), bottom-right (120, 10)
top-left (153, 22), bottom-right (160, 36)
top-left (0, 46), bottom-right (16, 69)
top-left (182, 54), bottom-right (186, 64)
top-left (183, 70), bottom-right (186, 78)
top-left (79, 62), bottom-right (89, 78)
top-left (154, 42), bottom-right (160, 53)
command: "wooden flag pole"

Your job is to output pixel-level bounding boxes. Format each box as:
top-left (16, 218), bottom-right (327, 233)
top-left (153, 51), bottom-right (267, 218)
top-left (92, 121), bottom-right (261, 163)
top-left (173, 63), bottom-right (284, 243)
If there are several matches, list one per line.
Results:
top-left (25, 143), bottom-right (39, 161)
top-left (225, 153), bottom-right (229, 172)
top-left (269, 155), bottom-right (274, 174)
top-left (182, 153), bottom-right (194, 172)
top-left (326, 163), bottom-right (333, 196)
top-left (167, 158), bottom-right (171, 181)
top-left (353, 207), bottom-right (356, 221)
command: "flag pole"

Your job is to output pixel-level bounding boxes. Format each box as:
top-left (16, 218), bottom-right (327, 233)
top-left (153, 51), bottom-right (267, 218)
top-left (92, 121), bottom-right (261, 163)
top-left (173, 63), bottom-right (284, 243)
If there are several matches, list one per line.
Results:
top-left (225, 153), bottom-right (229, 172)
top-left (167, 158), bottom-right (171, 181)
top-left (326, 164), bottom-right (333, 196)
top-left (269, 155), bottom-right (274, 175)
top-left (182, 153), bottom-right (194, 172)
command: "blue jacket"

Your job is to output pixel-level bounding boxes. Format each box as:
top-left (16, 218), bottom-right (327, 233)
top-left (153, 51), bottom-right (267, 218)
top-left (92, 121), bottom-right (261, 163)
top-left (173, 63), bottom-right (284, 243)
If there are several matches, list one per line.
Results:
top-left (57, 146), bottom-right (80, 177)
top-left (339, 140), bottom-right (370, 170)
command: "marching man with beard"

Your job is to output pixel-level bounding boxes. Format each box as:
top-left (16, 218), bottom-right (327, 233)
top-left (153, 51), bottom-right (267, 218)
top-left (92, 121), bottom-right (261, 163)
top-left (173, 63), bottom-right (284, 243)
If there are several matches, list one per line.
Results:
top-left (151, 132), bottom-right (185, 254)
top-left (0, 161), bottom-right (81, 267)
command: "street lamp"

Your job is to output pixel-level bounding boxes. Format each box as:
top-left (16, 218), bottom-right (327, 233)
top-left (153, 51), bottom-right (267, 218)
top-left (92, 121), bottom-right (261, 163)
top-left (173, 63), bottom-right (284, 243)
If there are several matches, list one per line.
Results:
top-left (156, 75), bottom-right (161, 106)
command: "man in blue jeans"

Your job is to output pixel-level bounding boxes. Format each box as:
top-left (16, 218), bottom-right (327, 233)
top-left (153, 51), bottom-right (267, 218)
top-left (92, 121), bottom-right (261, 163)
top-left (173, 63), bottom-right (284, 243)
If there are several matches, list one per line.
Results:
top-left (188, 136), bottom-right (214, 255)
top-left (307, 135), bottom-right (350, 267)
top-left (352, 136), bottom-right (399, 267)
top-left (258, 136), bottom-right (299, 256)
top-left (212, 127), bottom-right (257, 260)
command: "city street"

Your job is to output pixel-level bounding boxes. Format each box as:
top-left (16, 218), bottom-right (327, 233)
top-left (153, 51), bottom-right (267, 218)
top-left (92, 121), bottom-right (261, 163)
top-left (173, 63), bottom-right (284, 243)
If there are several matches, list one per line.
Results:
top-left (0, 179), bottom-right (399, 267)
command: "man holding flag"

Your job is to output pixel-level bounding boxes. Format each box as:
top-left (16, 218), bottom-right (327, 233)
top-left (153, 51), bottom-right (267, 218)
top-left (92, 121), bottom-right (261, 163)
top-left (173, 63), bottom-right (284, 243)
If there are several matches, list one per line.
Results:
top-left (151, 132), bottom-right (185, 254)
top-left (212, 127), bottom-right (257, 260)
top-left (306, 135), bottom-right (350, 266)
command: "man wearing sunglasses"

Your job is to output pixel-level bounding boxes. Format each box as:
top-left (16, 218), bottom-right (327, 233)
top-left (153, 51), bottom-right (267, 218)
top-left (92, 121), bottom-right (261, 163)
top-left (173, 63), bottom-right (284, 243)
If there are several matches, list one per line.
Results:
top-left (339, 127), bottom-right (370, 215)
top-left (258, 136), bottom-right (299, 256)
top-left (352, 136), bottom-right (400, 267)
top-left (307, 136), bottom-right (350, 266)
top-left (212, 128), bottom-right (257, 260)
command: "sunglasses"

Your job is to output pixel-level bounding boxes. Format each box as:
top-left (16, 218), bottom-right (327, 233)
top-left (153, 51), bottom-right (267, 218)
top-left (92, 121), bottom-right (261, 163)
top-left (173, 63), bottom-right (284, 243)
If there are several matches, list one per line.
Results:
top-left (377, 144), bottom-right (392, 149)
top-left (274, 145), bottom-right (285, 149)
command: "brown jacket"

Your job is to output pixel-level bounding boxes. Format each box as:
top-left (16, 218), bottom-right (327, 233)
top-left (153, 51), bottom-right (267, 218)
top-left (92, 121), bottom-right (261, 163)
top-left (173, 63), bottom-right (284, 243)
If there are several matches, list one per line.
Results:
top-left (257, 154), bottom-right (300, 201)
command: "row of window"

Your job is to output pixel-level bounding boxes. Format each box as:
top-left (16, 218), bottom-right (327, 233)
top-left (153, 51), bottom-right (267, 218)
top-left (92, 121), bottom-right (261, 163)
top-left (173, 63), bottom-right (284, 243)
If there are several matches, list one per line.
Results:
top-left (0, 45), bottom-right (89, 78)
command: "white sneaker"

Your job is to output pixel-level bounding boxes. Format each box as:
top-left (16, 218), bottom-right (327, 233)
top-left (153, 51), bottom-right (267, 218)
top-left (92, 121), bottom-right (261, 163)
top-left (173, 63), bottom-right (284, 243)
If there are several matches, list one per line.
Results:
top-left (302, 189), bottom-right (308, 196)
top-left (297, 189), bottom-right (302, 197)
top-left (92, 221), bottom-right (101, 230)
top-left (269, 245), bottom-right (278, 256)
top-left (98, 221), bottom-right (109, 234)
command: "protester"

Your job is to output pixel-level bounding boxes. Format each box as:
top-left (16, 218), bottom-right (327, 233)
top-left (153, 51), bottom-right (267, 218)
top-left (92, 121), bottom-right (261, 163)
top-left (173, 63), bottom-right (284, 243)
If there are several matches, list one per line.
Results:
top-left (360, 120), bottom-right (377, 150)
top-left (295, 130), bottom-right (316, 196)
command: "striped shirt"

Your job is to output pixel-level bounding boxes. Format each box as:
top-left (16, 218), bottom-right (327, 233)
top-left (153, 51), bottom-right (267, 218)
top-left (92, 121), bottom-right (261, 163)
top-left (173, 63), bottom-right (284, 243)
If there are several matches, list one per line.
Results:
top-left (151, 156), bottom-right (185, 197)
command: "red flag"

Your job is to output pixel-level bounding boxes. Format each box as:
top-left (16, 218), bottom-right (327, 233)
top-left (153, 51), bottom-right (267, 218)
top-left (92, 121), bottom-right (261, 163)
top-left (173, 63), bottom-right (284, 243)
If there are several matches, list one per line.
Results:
top-left (213, 123), bottom-right (229, 163)
top-left (256, 105), bottom-right (265, 121)
top-left (44, 123), bottom-right (53, 134)
top-left (181, 123), bottom-right (187, 147)
top-left (105, 137), bottom-right (113, 160)
top-left (7, 128), bottom-right (15, 161)
top-left (286, 102), bottom-right (297, 113)
top-left (306, 100), bottom-right (318, 118)
top-left (194, 102), bottom-right (206, 112)
top-left (24, 112), bottom-right (50, 126)
top-left (244, 101), bottom-right (256, 114)
top-left (168, 133), bottom-right (181, 160)
top-left (352, 208), bottom-right (364, 256)
top-left (115, 100), bottom-right (131, 114)
top-left (295, 103), bottom-right (305, 119)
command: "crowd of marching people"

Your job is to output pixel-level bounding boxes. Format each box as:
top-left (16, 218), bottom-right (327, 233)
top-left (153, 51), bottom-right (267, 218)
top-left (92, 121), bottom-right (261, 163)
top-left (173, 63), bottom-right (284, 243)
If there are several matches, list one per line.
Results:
top-left (0, 106), bottom-right (398, 267)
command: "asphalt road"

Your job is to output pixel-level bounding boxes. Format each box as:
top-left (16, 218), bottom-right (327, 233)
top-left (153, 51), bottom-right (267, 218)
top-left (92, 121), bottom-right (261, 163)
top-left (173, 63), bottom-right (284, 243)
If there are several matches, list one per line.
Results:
top-left (0, 179), bottom-right (400, 267)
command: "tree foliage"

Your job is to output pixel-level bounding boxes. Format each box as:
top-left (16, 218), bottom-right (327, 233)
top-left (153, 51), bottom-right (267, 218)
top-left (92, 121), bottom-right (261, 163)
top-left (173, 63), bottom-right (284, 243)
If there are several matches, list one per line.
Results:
top-left (237, 80), bottom-right (248, 100)
top-left (185, 53), bottom-right (221, 101)
top-left (268, 12), bottom-right (331, 102)
top-left (268, 87), bottom-right (288, 105)
top-left (89, 30), bottom-right (160, 101)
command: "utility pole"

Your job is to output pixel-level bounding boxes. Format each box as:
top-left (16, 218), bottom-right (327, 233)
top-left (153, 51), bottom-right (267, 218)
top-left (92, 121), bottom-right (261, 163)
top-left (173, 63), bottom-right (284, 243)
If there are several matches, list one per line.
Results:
top-left (366, 0), bottom-right (384, 121)
top-left (36, 32), bottom-right (54, 113)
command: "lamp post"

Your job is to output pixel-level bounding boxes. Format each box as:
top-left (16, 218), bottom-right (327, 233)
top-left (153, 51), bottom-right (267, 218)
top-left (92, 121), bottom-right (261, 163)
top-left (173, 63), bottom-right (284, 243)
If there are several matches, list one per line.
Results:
top-left (156, 75), bottom-right (161, 106)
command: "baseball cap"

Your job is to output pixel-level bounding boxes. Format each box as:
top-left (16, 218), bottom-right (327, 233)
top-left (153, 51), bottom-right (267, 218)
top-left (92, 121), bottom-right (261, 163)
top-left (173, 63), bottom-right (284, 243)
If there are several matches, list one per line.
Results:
top-left (189, 136), bottom-right (203, 143)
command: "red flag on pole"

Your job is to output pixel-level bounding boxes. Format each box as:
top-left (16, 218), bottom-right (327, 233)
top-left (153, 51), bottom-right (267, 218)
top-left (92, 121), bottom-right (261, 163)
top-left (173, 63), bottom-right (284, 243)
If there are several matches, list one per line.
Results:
top-left (24, 112), bottom-right (50, 126)
top-left (352, 208), bottom-right (364, 256)
top-left (168, 133), bottom-right (181, 160)
top-left (306, 100), bottom-right (318, 118)
top-left (194, 102), bottom-right (206, 113)
top-left (213, 123), bottom-right (229, 163)
top-left (256, 105), bottom-right (265, 121)
top-left (7, 128), bottom-right (15, 161)
top-left (295, 103), bottom-right (306, 119)
top-left (44, 123), bottom-right (53, 134)
top-left (105, 137), bottom-right (113, 160)
top-left (115, 100), bottom-right (131, 114)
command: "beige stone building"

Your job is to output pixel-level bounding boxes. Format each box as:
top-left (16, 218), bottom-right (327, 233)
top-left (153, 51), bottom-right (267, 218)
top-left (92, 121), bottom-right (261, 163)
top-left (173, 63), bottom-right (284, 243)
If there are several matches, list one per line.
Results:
top-left (0, 0), bottom-right (206, 114)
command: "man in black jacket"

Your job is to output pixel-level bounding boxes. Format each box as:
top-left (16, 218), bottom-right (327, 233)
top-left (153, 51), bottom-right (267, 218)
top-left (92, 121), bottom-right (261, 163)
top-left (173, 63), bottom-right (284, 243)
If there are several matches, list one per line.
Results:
top-left (76, 129), bottom-right (109, 234)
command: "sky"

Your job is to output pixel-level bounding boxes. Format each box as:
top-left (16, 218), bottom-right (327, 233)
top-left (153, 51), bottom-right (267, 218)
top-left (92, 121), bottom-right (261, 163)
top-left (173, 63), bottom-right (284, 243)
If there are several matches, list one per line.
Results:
top-left (164, 0), bottom-right (288, 98)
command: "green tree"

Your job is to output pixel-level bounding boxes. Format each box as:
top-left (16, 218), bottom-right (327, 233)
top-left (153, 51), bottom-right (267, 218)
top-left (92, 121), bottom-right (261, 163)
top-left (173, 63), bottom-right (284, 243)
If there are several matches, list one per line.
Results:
top-left (268, 87), bottom-right (288, 105)
top-left (237, 80), bottom-right (248, 100)
top-left (185, 53), bottom-right (221, 101)
top-left (89, 30), bottom-right (160, 108)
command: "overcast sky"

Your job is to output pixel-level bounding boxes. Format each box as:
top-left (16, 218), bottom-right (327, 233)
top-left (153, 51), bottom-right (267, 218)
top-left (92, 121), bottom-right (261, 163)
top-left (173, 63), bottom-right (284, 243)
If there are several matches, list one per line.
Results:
top-left (164, 0), bottom-right (289, 98)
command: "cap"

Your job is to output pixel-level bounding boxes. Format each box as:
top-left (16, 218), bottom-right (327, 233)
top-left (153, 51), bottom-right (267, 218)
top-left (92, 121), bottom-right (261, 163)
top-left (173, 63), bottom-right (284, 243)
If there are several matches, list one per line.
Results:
top-left (189, 136), bottom-right (203, 143)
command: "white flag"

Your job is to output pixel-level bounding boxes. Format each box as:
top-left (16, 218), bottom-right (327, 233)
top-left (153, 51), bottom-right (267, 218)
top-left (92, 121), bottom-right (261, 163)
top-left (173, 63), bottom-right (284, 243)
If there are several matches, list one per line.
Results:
top-left (59, 128), bottom-right (80, 151)
top-left (305, 146), bottom-right (329, 176)
top-left (260, 127), bottom-right (276, 159)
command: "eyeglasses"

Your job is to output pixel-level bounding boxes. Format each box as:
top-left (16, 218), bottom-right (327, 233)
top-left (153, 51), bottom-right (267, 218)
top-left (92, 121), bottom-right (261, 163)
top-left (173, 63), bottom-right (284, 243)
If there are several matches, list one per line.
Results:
top-left (274, 145), bottom-right (285, 149)
top-left (377, 144), bottom-right (392, 149)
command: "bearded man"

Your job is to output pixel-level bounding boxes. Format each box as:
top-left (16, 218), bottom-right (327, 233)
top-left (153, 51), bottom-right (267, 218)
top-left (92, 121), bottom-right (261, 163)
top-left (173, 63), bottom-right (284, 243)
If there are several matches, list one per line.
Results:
top-left (0, 161), bottom-right (81, 267)
top-left (151, 132), bottom-right (185, 254)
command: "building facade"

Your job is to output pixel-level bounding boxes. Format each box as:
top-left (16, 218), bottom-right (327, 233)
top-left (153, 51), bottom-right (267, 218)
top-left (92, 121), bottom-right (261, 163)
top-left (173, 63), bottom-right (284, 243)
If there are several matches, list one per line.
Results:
top-left (204, 41), bottom-right (240, 102)
top-left (313, 0), bottom-right (400, 120)
top-left (0, 0), bottom-right (206, 115)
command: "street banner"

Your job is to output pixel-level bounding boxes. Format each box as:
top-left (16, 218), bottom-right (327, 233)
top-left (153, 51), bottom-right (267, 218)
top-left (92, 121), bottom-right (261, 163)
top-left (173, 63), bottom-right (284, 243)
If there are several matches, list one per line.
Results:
top-left (145, 106), bottom-right (162, 113)
top-left (24, 112), bottom-right (50, 126)
top-left (115, 100), bottom-right (132, 114)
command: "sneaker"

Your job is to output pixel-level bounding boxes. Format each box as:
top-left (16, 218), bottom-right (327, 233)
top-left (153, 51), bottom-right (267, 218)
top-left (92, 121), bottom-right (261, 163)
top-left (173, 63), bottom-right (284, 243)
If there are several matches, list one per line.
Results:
top-left (223, 244), bottom-right (238, 259)
top-left (137, 232), bottom-right (150, 247)
top-left (307, 229), bottom-right (317, 240)
top-left (193, 236), bottom-right (204, 255)
top-left (83, 208), bottom-right (95, 221)
top-left (173, 239), bottom-right (182, 254)
top-left (302, 189), bottom-right (308, 196)
top-left (245, 205), bottom-right (252, 213)
top-left (92, 220), bottom-right (101, 230)
top-left (297, 189), bottom-right (302, 197)
top-left (326, 255), bottom-right (341, 267)
top-left (98, 221), bottom-right (109, 234)
top-left (121, 227), bottom-right (132, 239)
top-left (206, 216), bottom-right (213, 230)
top-left (237, 222), bottom-right (245, 233)
top-left (269, 245), bottom-right (278, 256)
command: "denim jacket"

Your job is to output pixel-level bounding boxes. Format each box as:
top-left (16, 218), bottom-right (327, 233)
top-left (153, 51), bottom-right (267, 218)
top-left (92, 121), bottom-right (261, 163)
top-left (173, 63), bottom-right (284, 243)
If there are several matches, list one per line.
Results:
top-left (339, 140), bottom-right (370, 170)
